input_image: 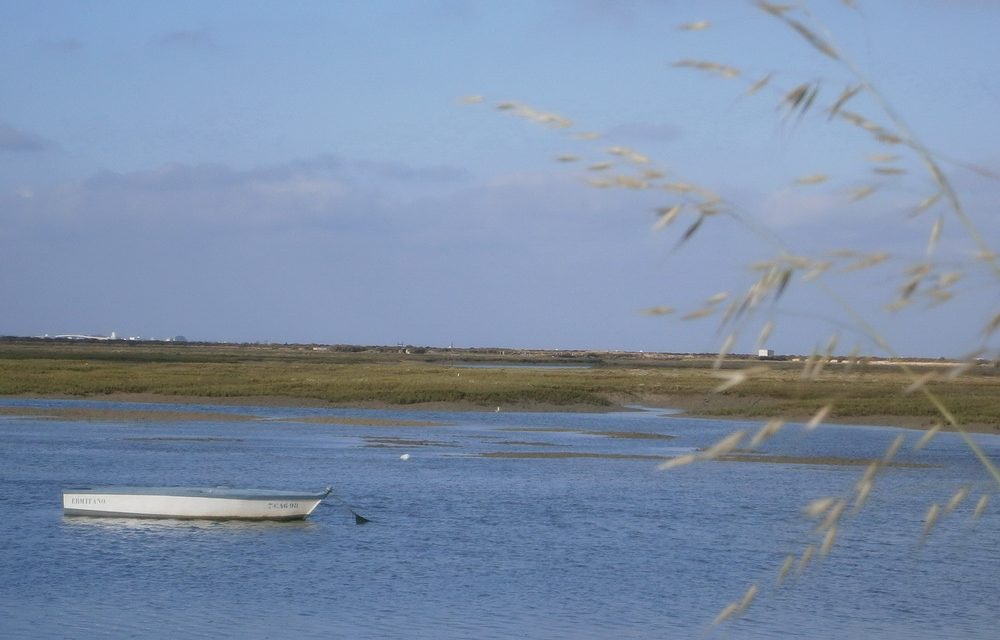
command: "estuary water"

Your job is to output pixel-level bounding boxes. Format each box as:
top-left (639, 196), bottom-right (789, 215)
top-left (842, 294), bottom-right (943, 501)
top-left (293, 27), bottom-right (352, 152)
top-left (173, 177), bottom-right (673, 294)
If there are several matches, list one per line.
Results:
top-left (0, 397), bottom-right (997, 639)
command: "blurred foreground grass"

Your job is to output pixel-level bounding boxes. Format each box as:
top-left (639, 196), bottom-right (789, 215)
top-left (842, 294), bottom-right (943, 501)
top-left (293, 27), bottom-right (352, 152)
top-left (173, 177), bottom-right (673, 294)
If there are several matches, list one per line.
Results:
top-left (1, 340), bottom-right (997, 429)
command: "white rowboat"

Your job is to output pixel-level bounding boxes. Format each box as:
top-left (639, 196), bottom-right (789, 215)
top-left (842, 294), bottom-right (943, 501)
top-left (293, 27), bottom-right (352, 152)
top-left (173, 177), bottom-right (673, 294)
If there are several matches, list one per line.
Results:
top-left (62, 486), bottom-right (333, 521)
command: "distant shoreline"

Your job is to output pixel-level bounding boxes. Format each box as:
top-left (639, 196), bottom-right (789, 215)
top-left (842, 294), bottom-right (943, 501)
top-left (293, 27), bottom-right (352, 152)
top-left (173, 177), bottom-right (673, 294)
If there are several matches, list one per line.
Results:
top-left (1, 339), bottom-right (997, 434)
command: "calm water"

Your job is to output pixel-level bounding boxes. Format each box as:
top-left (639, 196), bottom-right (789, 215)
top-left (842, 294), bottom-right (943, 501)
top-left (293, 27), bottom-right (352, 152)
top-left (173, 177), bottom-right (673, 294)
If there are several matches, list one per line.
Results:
top-left (1, 398), bottom-right (998, 639)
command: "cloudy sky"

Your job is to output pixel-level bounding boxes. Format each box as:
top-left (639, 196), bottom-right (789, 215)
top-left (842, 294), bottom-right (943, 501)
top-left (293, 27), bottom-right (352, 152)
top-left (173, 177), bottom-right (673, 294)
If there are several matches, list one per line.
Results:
top-left (3, 1), bottom-right (999, 357)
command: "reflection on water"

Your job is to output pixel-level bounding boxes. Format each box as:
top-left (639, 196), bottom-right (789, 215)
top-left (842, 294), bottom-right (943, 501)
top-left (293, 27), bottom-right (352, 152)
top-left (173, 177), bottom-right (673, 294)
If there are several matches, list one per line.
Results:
top-left (1, 398), bottom-right (998, 639)
top-left (62, 515), bottom-right (319, 533)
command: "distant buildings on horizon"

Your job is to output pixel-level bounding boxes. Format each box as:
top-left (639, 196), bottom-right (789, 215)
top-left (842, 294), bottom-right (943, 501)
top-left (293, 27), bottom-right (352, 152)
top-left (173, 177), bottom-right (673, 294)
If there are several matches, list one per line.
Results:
top-left (39, 331), bottom-right (188, 343)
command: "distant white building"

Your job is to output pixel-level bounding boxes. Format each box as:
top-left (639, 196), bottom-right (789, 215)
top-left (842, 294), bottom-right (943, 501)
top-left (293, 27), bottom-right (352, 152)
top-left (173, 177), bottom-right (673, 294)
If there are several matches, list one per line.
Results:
top-left (758, 349), bottom-right (775, 358)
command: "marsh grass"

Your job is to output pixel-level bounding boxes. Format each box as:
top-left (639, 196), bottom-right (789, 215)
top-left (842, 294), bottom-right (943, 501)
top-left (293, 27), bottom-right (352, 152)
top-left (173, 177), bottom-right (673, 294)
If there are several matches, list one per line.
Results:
top-left (4, 341), bottom-right (998, 427)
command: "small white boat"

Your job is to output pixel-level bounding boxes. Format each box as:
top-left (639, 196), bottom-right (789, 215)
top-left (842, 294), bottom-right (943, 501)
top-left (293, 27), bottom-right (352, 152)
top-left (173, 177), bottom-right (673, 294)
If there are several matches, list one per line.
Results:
top-left (62, 486), bottom-right (333, 521)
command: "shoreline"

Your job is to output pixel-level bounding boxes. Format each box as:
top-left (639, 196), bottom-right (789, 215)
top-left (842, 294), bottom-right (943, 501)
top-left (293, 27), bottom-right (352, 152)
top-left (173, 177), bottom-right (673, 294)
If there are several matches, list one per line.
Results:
top-left (4, 392), bottom-right (998, 434)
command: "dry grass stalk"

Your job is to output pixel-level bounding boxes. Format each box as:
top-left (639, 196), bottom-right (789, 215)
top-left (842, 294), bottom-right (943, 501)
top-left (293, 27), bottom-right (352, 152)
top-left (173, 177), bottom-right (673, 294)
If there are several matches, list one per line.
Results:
top-left (797, 545), bottom-right (815, 575)
top-left (483, 5), bottom-right (1000, 624)
top-left (803, 260), bottom-right (832, 280)
top-left (804, 496), bottom-right (838, 518)
top-left (673, 59), bottom-right (741, 79)
top-left (853, 479), bottom-right (873, 513)
top-left (913, 192), bottom-right (942, 215)
top-left (747, 74), bottom-right (772, 96)
top-left (902, 372), bottom-right (936, 395)
top-left (712, 366), bottom-right (769, 392)
top-left (820, 525), bottom-right (837, 557)
top-left (657, 453), bottom-right (696, 471)
top-left (828, 84), bottom-right (863, 120)
top-left (653, 205), bottom-right (683, 231)
top-left (702, 430), bottom-right (747, 459)
top-left (868, 153), bottom-right (899, 163)
top-left (921, 503), bottom-right (941, 540)
top-left (842, 252), bottom-right (889, 272)
top-left (872, 166), bottom-right (906, 176)
top-left (859, 461), bottom-right (881, 489)
top-left (837, 110), bottom-right (903, 145)
top-left (640, 305), bottom-right (674, 316)
top-left (799, 350), bottom-right (819, 381)
top-left (712, 583), bottom-right (760, 625)
top-left (807, 333), bottom-right (839, 380)
top-left (848, 185), bottom-right (877, 202)
top-left (714, 333), bottom-right (737, 369)
top-left (943, 358), bottom-right (973, 380)
top-left (776, 554), bottom-right (795, 586)
top-left (817, 499), bottom-right (845, 532)
top-left (677, 214), bottom-right (705, 247)
top-left (738, 584), bottom-right (759, 611)
top-left (607, 146), bottom-right (651, 165)
top-left (781, 83), bottom-right (820, 119)
top-left (795, 173), bottom-right (830, 186)
top-left (679, 20), bottom-right (711, 31)
top-left (659, 430), bottom-right (747, 471)
top-left (750, 418), bottom-right (785, 447)
top-left (662, 181), bottom-right (696, 194)
top-left (985, 311), bottom-right (1000, 338)
top-left (945, 486), bottom-right (970, 515)
top-left (805, 404), bottom-right (832, 431)
top-left (756, 320), bottom-right (775, 350)
top-left (712, 602), bottom-right (741, 625)
top-left (497, 101), bottom-right (573, 128)
top-left (882, 435), bottom-right (905, 464)
top-left (783, 18), bottom-right (839, 60)
top-left (843, 345), bottom-right (861, 373)
top-left (756, 1), bottom-right (795, 16)
top-left (681, 303), bottom-right (716, 321)
top-left (914, 424), bottom-right (941, 450)
top-left (657, 453), bottom-right (697, 471)
top-left (973, 495), bottom-right (989, 519)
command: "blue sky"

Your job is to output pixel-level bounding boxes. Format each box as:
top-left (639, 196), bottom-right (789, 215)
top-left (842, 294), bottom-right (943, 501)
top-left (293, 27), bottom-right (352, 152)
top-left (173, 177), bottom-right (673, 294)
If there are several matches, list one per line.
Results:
top-left (2, 1), bottom-right (998, 357)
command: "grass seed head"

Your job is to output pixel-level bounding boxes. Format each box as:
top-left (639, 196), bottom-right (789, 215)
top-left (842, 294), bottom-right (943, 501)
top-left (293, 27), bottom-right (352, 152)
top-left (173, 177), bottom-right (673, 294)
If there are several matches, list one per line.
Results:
top-left (973, 495), bottom-right (989, 519)
top-left (776, 554), bottom-right (795, 586)
top-left (658, 453), bottom-right (697, 471)
top-left (738, 584), bottom-right (759, 611)
top-left (797, 545), bottom-right (815, 575)
top-left (750, 418), bottom-right (785, 447)
top-left (853, 479), bottom-right (873, 513)
top-left (679, 20), bottom-right (712, 31)
top-left (805, 404), bottom-right (832, 431)
top-left (804, 496), bottom-right (837, 518)
top-left (713, 602), bottom-right (741, 626)
top-left (703, 430), bottom-right (747, 459)
top-left (882, 435), bottom-right (905, 463)
top-left (914, 424), bottom-right (941, 451)
top-left (820, 525), bottom-right (837, 557)
top-left (795, 173), bottom-right (830, 186)
top-left (945, 486), bottom-right (970, 515)
top-left (921, 503), bottom-right (941, 540)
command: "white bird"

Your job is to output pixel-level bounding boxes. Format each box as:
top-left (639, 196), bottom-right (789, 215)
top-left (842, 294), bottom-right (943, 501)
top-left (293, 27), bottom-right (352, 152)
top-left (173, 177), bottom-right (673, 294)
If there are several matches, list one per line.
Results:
top-left (400, 453), bottom-right (410, 461)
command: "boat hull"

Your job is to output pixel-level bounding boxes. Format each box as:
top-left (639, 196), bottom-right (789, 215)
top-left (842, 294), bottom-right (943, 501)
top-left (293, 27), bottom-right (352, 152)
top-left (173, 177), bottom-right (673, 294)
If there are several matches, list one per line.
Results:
top-left (62, 486), bottom-right (332, 521)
